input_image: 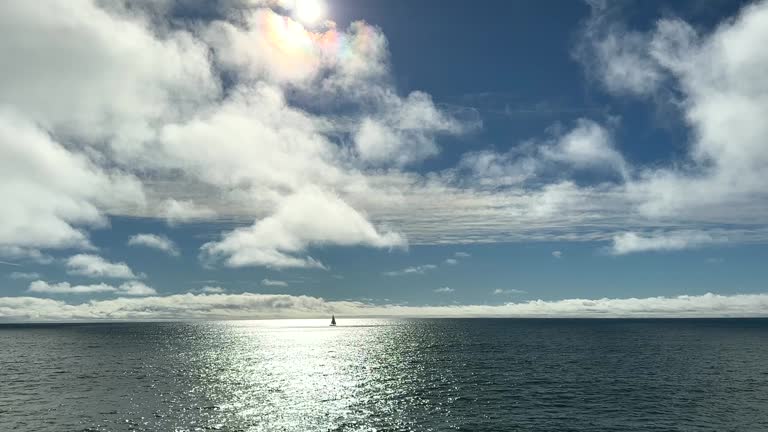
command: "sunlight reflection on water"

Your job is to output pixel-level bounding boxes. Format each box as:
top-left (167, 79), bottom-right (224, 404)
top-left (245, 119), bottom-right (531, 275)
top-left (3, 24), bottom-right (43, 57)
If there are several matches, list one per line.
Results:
top-left (197, 319), bottom-right (443, 430)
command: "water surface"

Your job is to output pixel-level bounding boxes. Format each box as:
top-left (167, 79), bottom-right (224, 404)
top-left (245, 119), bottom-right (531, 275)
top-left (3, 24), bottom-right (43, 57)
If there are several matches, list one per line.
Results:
top-left (2, 319), bottom-right (768, 431)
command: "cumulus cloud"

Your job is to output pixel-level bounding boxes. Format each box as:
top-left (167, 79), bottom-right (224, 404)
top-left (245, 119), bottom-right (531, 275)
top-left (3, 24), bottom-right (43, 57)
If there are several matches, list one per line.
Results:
top-left (261, 279), bottom-right (288, 287)
top-left (434, 287), bottom-right (454, 293)
top-left (202, 187), bottom-right (405, 269)
top-left (610, 231), bottom-right (718, 255)
top-left (65, 254), bottom-right (139, 279)
top-left (552, 251), bottom-right (563, 258)
top-left (28, 280), bottom-right (156, 296)
top-left (541, 119), bottom-right (627, 177)
top-left (580, 0), bottom-right (768, 222)
top-left (128, 234), bottom-right (179, 256)
top-left (444, 258), bottom-right (458, 265)
top-left (0, 0), bottom-right (465, 270)
top-left (2, 292), bottom-right (768, 320)
top-left (0, 110), bottom-right (144, 254)
top-left (0, 1), bottom-right (217, 145)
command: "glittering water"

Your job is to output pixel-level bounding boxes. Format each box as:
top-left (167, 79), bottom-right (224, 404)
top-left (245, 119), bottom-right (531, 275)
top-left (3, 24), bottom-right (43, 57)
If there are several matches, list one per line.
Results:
top-left (2, 319), bottom-right (768, 431)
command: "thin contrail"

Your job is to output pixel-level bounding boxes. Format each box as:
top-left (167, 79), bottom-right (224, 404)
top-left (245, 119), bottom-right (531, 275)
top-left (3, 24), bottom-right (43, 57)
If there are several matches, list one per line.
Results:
top-left (0, 260), bottom-right (21, 267)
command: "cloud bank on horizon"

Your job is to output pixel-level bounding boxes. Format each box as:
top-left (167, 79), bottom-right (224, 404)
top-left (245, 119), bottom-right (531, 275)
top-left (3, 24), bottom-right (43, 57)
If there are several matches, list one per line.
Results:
top-left (1, 292), bottom-right (767, 321)
top-left (1, 0), bottom-right (767, 318)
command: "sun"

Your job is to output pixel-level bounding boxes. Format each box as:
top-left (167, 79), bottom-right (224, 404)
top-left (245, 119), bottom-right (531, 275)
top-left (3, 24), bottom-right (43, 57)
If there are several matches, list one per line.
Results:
top-left (294, 0), bottom-right (326, 25)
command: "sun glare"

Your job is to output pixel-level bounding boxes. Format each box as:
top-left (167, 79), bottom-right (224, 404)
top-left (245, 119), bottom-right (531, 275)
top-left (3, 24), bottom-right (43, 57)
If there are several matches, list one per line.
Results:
top-left (294, 0), bottom-right (326, 25)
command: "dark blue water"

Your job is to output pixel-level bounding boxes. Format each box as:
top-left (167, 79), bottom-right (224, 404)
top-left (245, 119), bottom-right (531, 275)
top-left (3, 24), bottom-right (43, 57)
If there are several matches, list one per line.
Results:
top-left (1, 319), bottom-right (768, 431)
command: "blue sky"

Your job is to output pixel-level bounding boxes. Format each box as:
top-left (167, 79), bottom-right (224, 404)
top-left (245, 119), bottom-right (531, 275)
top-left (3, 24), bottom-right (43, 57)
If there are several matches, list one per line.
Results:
top-left (1, 0), bottom-right (767, 319)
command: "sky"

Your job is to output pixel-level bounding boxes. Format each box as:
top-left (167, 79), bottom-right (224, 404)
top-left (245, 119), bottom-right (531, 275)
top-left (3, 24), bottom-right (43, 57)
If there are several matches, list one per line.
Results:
top-left (1, 0), bottom-right (768, 320)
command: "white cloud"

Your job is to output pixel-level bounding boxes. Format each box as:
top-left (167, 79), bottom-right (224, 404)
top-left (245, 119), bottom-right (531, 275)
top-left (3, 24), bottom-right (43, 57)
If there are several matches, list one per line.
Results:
top-left (202, 187), bottom-right (405, 269)
top-left (595, 35), bottom-right (661, 96)
top-left (261, 279), bottom-right (288, 287)
top-left (201, 286), bottom-right (226, 294)
top-left (458, 149), bottom-right (539, 187)
top-left (203, 9), bottom-right (388, 86)
top-left (575, 2), bottom-right (663, 96)
top-left (581, 0), bottom-right (768, 222)
top-left (0, 110), bottom-right (144, 253)
top-left (117, 281), bottom-right (157, 296)
top-left (0, 0), bottom-right (641, 261)
top-left (128, 233), bottom-right (179, 256)
top-left (1, 0), bottom-right (766, 268)
top-left (434, 287), bottom-right (454, 293)
top-left (541, 119), bottom-right (627, 177)
top-left (190, 286), bottom-right (227, 294)
top-left (383, 264), bottom-right (437, 277)
top-left (493, 289), bottom-right (527, 295)
top-left (3, 292), bottom-right (768, 320)
top-left (27, 280), bottom-right (156, 296)
top-left (454, 252), bottom-right (471, 258)
top-left (65, 254), bottom-right (139, 279)
top-left (0, 1), bottom-right (439, 268)
top-left (0, 246), bottom-right (53, 264)
top-left (444, 258), bottom-right (458, 265)
top-left (159, 199), bottom-right (216, 225)
top-left (9, 272), bottom-right (40, 280)
top-left (552, 250), bottom-right (563, 258)
top-left (0, 0), bottom-right (217, 149)
top-left (354, 92), bottom-right (467, 166)
top-left (458, 119), bottom-right (626, 190)
top-left (610, 231), bottom-right (718, 255)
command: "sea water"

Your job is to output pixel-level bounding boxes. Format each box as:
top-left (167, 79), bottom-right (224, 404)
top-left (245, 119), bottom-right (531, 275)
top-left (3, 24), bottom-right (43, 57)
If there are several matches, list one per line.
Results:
top-left (1, 319), bottom-right (768, 431)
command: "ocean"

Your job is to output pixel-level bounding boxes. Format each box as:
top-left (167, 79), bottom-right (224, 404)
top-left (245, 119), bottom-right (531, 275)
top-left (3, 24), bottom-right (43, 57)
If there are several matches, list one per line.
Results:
top-left (1, 319), bottom-right (767, 431)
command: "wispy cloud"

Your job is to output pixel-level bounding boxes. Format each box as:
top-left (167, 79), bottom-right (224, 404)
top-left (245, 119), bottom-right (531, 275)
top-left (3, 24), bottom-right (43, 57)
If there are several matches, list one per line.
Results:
top-left (388, 251), bottom-right (470, 276)
top-left (261, 278), bottom-right (288, 287)
top-left (493, 289), bottom-right (527, 295)
top-left (383, 264), bottom-right (437, 277)
top-left (160, 199), bottom-right (216, 226)
top-left (65, 254), bottom-right (140, 279)
top-left (9, 272), bottom-right (40, 280)
top-left (128, 234), bottom-right (179, 256)
top-left (434, 287), bottom-right (455, 293)
top-left (610, 231), bottom-right (718, 255)
top-left (552, 250), bottom-right (562, 258)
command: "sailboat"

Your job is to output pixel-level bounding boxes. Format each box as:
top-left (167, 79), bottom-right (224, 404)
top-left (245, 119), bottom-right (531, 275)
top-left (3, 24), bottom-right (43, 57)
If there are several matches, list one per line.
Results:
top-left (330, 314), bottom-right (336, 326)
